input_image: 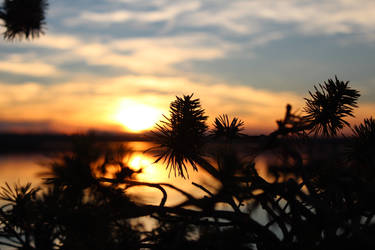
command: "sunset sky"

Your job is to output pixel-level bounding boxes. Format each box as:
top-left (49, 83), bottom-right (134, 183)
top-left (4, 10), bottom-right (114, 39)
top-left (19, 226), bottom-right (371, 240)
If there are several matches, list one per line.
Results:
top-left (0, 0), bottom-right (374, 134)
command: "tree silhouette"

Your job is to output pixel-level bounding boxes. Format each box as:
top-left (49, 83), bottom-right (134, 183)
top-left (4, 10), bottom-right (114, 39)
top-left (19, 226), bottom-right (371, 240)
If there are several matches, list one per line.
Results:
top-left (347, 117), bottom-right (375, 179)
top-left (147, 94), bottom-right (208, 178)
top-left (211, 114), bottom-right (244, 141)
top-left (1, 77), bottom-right (374, 250)
top-left (304, 76), bottom-right (360, 136)
top-left (0, 0), bottom-right (48, 40)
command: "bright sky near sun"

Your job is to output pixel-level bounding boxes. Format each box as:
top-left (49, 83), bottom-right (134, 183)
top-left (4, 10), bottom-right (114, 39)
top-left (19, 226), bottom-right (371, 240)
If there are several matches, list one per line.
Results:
top-left (0, 0), bottom-right (374, 133)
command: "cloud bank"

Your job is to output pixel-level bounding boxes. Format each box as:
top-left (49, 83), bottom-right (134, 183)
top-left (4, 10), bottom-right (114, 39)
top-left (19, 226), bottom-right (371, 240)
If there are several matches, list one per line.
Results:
top-left (0, 0), bottom-right (374, 133)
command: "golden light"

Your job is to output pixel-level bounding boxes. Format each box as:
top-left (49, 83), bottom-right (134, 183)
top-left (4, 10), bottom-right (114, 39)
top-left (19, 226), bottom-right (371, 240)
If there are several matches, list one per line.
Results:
top-left (129, 154), bottom-right (166, 182)
top-left (114, 100), bottom-right (162, 132)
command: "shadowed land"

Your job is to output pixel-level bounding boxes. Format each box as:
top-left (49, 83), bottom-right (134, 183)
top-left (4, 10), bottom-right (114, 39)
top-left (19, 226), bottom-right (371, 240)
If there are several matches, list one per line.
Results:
top-left (0, 132), bottom-right (151, 154)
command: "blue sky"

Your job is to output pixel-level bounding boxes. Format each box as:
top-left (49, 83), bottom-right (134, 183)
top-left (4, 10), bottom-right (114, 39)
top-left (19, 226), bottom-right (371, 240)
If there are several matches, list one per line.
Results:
top-left (0, 0), bottom-right (374, 133)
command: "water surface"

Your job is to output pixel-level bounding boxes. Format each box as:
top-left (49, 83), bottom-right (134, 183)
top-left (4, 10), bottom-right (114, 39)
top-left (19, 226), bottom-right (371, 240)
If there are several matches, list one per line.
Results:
top-left (0, 141), bottom-right (222, 206)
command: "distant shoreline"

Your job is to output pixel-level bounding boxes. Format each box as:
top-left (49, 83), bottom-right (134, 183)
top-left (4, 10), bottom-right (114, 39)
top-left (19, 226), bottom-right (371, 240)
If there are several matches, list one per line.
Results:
top-left (0, 132), bottom-right (150, 154)
top-left (0, 132), bottom-right (347, 154)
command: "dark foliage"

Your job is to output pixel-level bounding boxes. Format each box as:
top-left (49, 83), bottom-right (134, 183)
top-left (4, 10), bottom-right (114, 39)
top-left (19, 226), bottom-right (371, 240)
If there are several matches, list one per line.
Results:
top-left (347, 117), bottom-right (375, 178)
top-left (147, 94), bottom-right (208, 178)
top-left (0, 0), bottom-right (48, 40)
top-left (1, 77), bottom-right (374, 250)
top-left (304, 76), bottom-right (360, 136)
top-left (0, 137), bottom-right (143, 249)
top-left (211, 114), bottom-right (244, 141)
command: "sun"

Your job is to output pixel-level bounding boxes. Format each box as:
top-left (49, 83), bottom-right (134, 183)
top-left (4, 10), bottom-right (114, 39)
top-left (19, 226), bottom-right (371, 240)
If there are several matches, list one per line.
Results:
top-left (114, 100), bottom-right (162, 132)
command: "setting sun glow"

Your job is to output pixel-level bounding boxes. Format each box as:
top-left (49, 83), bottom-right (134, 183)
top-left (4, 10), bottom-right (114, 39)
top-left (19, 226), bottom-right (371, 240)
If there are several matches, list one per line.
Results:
top-left (114, 100), bottom-right (162, 132)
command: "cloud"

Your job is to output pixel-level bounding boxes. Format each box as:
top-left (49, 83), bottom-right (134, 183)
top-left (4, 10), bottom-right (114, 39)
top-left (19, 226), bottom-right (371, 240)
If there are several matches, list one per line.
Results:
top-left (70, 35), bottom-right (230, 74)
top-left (0, 120), bottom-right (54, 133)
top-left (66, 0), bottom-right (375, 38)
top-left (235, 0), bottom-right (375, 35)
top-left (67, 1), bottom-right (200, 25)
top-left (3, 29), bottom-right (285, 77)
top-left (1, 74), bottom-right (373, 134)
top-left (8, 32), bottom-right (232, 75)
top-left (1, 0), bottom-right (374, 136)
top-left (9, 0), bottom-right (374, 80)
top-left (30, 34), bottom-right (81, 50)
top-left (101, 35), bottom-right (229, 73)
top-left (0, 82), bottom-right (42, 104)
top-left (0, 76), bottom-right (304, 133)
top-left (0, 56), bottom-right (61, 77)
top-left (193, 0), bottom-right (375, 36)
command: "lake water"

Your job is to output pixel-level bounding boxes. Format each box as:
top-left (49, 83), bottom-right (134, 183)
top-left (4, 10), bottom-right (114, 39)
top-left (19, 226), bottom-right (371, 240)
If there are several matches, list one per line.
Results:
top-left (0, 141), bottom-right (229, 206)
top-left (0, 141), bottom-right (275, 206)
top-left (0, 139), bottom-right (346, 249)
top-left (0, 141), bottom-right (281, 249)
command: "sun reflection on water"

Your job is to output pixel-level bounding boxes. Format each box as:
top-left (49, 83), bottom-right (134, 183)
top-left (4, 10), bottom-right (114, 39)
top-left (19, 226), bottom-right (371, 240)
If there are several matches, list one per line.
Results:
top-left (129, 154), bottom-right (165, 182)
top-left (0, 142), bottom-right (222, 207)
top-left (123, 142), bottom-right (221, 206)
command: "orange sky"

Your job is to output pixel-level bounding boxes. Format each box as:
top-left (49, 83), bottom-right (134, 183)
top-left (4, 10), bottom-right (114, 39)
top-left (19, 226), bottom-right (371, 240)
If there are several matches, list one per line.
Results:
top-left (0, 75), bottom-right (373, 134)
top-left (1, 0), bottom-right (374, 135)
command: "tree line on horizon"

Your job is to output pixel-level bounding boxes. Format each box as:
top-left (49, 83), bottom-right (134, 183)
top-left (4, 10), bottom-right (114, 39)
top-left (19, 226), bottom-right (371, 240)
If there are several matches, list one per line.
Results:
top-left (0, 76), bottom-right (374, 249)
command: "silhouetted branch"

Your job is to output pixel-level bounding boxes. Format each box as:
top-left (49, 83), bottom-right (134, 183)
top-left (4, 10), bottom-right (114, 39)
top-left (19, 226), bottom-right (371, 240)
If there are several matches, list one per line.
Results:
top-left (98, 178), bottom-right (198, 207)
top-left (192, 182), bottom-right (214, 197)
top-left (304, 76), bottom-right (360, 136)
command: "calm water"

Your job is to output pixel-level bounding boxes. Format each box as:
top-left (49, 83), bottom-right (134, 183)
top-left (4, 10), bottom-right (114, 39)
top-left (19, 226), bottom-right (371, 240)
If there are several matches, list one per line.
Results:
top-left (0, 141), bottom-right (226, 206)
top-left (0, 141), bottom-right (276, 249)
top-left (0, 140), bottom-right (343, 249)
top-left (0, 141), bottom-right (280, 207)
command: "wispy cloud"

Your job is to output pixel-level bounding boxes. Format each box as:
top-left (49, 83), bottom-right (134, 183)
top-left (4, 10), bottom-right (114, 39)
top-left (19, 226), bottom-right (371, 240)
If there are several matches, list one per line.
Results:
top-left (66, 0), bottom-right (375, 39)
top-left (8, 0), bottom-right (374, 79)
top-left (30, 34), bottom-right (81, 50)
top-left (0, 76), bottom-right (304, 133)
top-left (69, 1), bottom-right (200, 25)
top-left (0, 74), bottom-right (373, 134)
top-left (8, 32), bottom-right (232, 75)
top-left (0, 56), bottom-right (61, 77)
top-left (1, 0), bottom-right (374, 135)
top-left (102, 35), bottom-right (229, 73)
top-left (234, 0), bottom-right (375, 35)
top-left (0, 120), bottom-right (54, 133)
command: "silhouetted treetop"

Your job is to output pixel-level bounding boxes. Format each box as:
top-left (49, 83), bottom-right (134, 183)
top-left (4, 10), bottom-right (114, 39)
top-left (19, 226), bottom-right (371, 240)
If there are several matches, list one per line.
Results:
top-left (0, 0), bottom-right (48, 40)
top-left (211, 114), bottom-right (244, 141)
top-left (304, 76), bottom-right (360, 136)
top-left (347, 117), bottom-right (375, 172)
top-left (148, 94), bottom-right (208, 178)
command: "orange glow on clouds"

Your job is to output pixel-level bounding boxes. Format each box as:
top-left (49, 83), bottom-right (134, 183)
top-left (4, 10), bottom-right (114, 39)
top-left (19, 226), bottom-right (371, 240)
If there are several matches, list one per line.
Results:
top-left (0, 76), bottom-right (374, 134)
